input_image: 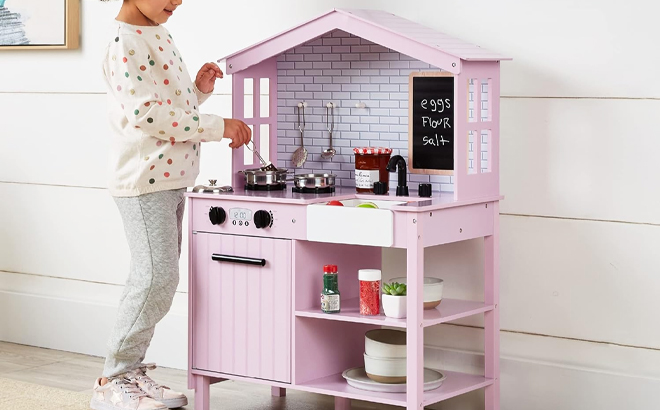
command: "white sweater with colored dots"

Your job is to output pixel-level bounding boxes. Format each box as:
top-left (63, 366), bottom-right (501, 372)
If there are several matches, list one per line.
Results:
top-left (102, 21), bottom-right (225, 197)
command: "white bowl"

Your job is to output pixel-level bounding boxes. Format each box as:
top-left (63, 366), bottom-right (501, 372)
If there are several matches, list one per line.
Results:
top-left (363, 353), bottom-right (406, 384)
top-left (391, 277), bottom-right (443, 309)
top-left (365, 329), bottom-right (406, 358)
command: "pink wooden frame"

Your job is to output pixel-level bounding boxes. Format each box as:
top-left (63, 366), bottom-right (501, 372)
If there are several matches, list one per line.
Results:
top-left (231, 57), bottom-right (278, 189)
top-left (192, 8), bottom-right (505, 410)
top-left (454, 61), bottom-right (501, 200)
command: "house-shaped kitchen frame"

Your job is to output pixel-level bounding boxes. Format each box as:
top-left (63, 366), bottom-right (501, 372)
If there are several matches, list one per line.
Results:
top-left (188, 9), bottom-right (510, 410)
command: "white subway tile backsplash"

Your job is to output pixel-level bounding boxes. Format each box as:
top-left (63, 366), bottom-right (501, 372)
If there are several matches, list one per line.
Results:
top-left (360, 69), bottom-right (380, 76)
top-left (370, 124), bottom-right (390, 132)
top-left (350, 61), bottom-right (370, 69)
top-left (379, 100), bottom-right (400, 108)
top-left (370, 92), bottom-right (390, 100)
top-left (370, 45), bottom-right (390, 53)
top-left (332, 45), bottom-right (351, 53)
top-left (332, 61), bottom-right (351, 69)
top-left (370, 61), bottom-right (390, 69)
top-left (351, 45), bottom-right (371, 53)
top-left (313, 46), bottom-right (332, 54)
top-left (360, 53), bottom-right (380, 61)
top-left (323, 84), bottom-right (342, 92)
top-left (389, 61), bottom-right (410, 69)
top-left (370, 77), bottom-right (390, 84)
top-left (341, 37), bottom-right (361, 45)
top-left (277, 29), bottom-right (448, 190)
top-left (380, 84), bottom-right (400, 92)
top-left (351, 77), bottom-right (371, 84)
top-left (342, 84), bottom-right (362, 92)
top-left (296, 46), bottom-right (313, 54)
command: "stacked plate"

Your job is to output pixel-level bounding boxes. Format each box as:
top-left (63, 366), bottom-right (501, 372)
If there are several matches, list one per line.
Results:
top-left (342, 329), bottom-right (446, 393)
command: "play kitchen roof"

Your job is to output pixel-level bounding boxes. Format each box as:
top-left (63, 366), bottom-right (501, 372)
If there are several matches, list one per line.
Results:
top-left (219, 8), bottom-right (509, 201)
top-left (219, 8), bottom-right (511, 74)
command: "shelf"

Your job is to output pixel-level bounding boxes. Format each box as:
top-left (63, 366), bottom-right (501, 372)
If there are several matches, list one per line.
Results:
top-left (296, 370), bottom-right (494, 407)
top-left (295, 298), bottom-right (494, 328)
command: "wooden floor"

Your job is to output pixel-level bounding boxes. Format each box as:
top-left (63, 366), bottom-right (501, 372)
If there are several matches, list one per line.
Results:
top-left (0, 341), bottom-right (394, 410)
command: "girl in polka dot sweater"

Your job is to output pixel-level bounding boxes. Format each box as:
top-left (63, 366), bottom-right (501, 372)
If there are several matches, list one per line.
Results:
top-left (93, 1), bottom-right (251, 409)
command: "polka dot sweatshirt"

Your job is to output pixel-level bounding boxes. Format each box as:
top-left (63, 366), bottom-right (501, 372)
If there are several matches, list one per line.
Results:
top-left (102, 22), bottom-right (225, 197)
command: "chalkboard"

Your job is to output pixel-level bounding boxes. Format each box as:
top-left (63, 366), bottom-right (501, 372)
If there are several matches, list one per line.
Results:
top-left (408, 72), bottom-right (455, 174)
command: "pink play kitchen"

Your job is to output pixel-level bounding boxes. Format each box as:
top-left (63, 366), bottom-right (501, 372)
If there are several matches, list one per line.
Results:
top-left (187, 9), bottom-right (508, 410)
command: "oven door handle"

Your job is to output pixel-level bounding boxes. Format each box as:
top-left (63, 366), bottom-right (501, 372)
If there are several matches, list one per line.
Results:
top-left (211, 253), bottom-right (266, 267)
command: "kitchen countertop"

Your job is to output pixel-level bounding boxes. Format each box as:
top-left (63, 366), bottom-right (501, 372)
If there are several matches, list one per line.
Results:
top-left (186, 186), bottom-right (503, 212)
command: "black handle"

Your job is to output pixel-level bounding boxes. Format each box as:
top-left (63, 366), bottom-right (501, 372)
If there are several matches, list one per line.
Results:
top-left (212, 254), bottom-right (266, 267)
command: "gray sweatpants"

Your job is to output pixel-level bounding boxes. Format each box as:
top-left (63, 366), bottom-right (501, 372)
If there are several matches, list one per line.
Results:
top-left (103, 188), bottom-right (185, 378)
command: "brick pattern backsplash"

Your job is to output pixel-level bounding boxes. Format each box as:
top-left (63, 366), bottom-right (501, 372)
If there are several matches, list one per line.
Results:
top-left (276, 29), bottom-right (455, 192)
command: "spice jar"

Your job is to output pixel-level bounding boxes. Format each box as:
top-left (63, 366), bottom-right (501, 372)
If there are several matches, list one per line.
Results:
top-left (353, 147), bottom-right (392, 193)
top-left (359, 269), bottom-right (381, 315)
top-left (321, 265), bottom-right (340, 313)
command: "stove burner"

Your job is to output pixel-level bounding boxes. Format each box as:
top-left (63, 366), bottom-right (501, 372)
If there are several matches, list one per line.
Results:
top-left (245, 183), bottom-right (287, 191)
top-left (292, 186), bottom-right (336, 194)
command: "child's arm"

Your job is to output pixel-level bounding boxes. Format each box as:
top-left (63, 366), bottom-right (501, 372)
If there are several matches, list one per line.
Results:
top-left (107, 35), bottom-right (223, 143)
top-left (193, 62), bottom-right (222, 106)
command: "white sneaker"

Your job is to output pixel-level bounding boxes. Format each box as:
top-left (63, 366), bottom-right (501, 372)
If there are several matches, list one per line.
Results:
top-left (126, 364), bottom-right (188, 409)
top-left (90, 376), bottom-right (168, 410)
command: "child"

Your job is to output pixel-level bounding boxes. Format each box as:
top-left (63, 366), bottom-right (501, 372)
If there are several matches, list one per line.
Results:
top-left (92, 1), bottom-right (251, 409)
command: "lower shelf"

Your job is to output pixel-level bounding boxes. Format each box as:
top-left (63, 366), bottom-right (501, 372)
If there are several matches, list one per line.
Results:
top-left (295, 298), bottom-right (495, 328)
top-left (296, 370), bottom-right (494, 407)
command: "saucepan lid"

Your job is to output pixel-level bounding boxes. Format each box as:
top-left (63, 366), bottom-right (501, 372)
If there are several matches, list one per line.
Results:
top-left (191, 179), bottom-right (233, 194)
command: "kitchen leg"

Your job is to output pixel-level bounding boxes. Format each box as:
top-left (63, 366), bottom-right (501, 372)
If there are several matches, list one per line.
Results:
top-left (406, 213), bottom-right (424, 410)
top-left (484, 202), bottom-right (500, 410)
top-left (334, 396), bottom-right (351, 410)
top-left (271, 386), bottom-right (286, 397)
top-left (194, 375), bottom-right (210, 410)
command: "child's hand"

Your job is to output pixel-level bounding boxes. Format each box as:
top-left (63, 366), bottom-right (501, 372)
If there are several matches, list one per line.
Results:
top-left (223, 119), bottom-right (252, 148)
top-left (195, 63), bottom-right (223, 94)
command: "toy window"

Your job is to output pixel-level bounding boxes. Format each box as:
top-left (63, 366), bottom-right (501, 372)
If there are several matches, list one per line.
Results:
top-left (244, 78), bottom-right (254, 119)
top-left (260, 78), bottom-right (270, 118)
top-left (260, 124), bottom-right (270, 162)
top-left (468, 79), bottom-right (477, 123)
top-left (480, 79), bottom-right (491, 122)
top-left (481, 129), bottom-right (491, 173)
top-left (468, 130), bottom-right (476, 174)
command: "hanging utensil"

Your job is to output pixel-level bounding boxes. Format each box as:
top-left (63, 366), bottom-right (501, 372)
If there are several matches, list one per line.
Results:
top-left (246, 139), bottom-right (278, 171)
top-left (292, 102), bottom-right (308, 167)
top-left (321, 102), bottom-right (336, 159)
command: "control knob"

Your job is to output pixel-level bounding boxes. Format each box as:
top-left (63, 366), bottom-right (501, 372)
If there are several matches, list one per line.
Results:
top-left (208, 207), bottom-right (226, 225)
top-left (253, 210), bottom-right (272, 229)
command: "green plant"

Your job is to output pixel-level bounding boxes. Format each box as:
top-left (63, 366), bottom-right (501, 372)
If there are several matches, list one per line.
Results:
top-left (383, 282), bottom-right (407, 296)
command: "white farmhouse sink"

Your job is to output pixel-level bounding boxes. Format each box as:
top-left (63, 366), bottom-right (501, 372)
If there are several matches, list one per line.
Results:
top-left (306, 199), bottom-right (406, 247)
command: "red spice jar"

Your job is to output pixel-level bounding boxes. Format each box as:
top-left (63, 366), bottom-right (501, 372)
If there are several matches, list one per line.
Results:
top-left (359, 269), bottom-right (381, 315)
top-left (353, 147), bottom-right (392, 193)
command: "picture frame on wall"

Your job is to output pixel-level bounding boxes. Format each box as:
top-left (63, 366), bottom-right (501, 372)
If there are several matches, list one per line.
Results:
top-left (0, 0), bottom-right (80, 50)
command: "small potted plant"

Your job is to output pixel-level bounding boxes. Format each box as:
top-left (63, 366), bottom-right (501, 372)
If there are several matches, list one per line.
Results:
top-left (382, 281), bottom-right (407, 318)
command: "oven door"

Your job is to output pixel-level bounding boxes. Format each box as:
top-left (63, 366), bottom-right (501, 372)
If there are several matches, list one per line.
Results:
top-left (191, 232), bottom-right (292, 383)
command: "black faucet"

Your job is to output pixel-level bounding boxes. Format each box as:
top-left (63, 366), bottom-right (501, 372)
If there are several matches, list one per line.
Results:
top-left (386, 155), bottom-right (409, 197)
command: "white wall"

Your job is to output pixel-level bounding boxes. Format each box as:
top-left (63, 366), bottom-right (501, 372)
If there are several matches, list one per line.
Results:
top-left (1, 0), bottom-right (659, 409)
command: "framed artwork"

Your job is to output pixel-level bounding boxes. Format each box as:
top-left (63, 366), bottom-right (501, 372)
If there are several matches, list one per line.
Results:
top-left (0, 0), bottom-right (79, 49)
